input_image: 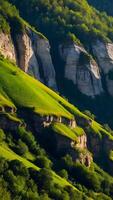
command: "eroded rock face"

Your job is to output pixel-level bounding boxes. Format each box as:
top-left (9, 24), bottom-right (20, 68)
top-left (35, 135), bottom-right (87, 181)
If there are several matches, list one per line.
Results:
top-left (0, 32), bottom-right (16, 61)
top-left (0, 29), bottom-right (57, 90)
top-left (14, 31), bottom-right (41, 81)
top-left (59, 42), bottom-right (103, 97)
top-left (30, 31), bottom-right (57, 90)
top-left (75, 150), bottom-right (93, 167)
top-left (14, 28), bottom-right (57, 90)
top-left (92, 40), bottom-right (113, 96)
top-left (76, 134), bottom-right (87, 149)
top-left (92, 40), bottom-right (113, 74)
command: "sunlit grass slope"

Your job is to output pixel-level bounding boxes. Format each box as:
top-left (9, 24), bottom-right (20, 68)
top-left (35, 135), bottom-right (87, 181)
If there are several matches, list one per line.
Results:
top-left (0, 58), bottom-right (113, 141)
top-left (0, 89), bottom-right (15, 108)
top-left (52, 122), bottom-right (78, 141)
top-left (0, 145), bottom-right (40, 170)
top-left (0, 58), bottom-right (73, 118)
top-left (51, 123), bottom-right (85, 141)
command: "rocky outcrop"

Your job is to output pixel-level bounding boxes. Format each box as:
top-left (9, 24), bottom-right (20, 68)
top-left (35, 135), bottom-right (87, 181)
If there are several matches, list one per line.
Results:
top-left (74, 149), bottom-right (93, 167)
top-left (54, 128), bottom-right (92, 167)
top-left (30, 32), bottom-right (57, 90)
top-left (75, 134), bottom-right (87, 149)
top-left (71, 133), bottom-right (92, 167)
top-left (86, 127), bottom-right (113, 158)
top-left (59, 42), bottom-right (103, 97)
top-left (0, 32), bottom-right (16, 61)
top-left (92, 40), bottom-right (113, 74)
top-left (14, 28), bottom-right (57, 90)
top-left (14, 31), bottom-right (41, 81)
top-left (0, 29), bottom-right (57, 91)
top-left (92, 40), bottom-right (113, 97)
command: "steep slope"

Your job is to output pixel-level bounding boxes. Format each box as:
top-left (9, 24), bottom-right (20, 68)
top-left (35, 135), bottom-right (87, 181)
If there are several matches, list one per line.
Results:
top-left (0, 58), bottom-right (72, 117)
top-left (0, 0), bottom-right (57, 90)
top-left (7, 0), bottom-right (113, 128)
top-left (0, 56), bottom-right (113, 199)
top-left (0, 1), bottom-right (110, 119)
top-left (1, 1), bottom-right (113, 199)
top-left (0, 145), bottom-right (82, 191)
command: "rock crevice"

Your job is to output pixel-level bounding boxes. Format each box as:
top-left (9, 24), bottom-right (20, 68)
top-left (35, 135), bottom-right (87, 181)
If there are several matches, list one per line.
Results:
top-left (59, 42), bottom-right (103, 98)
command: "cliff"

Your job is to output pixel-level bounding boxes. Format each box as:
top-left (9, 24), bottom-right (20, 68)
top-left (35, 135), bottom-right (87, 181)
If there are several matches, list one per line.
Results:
top-left (2, 26), bottom-right (113, 100)
top-left (59, 42), bottom-right (104, 98)
top-left (0, 32), bottom-right (16, 61)
top-left (0, 28), bottom-right (57, 91)
top-left (92, 40), bottom-right (113, 97)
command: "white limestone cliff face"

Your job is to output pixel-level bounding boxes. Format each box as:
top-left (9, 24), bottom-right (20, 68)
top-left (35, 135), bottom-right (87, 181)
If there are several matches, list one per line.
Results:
top-left (15, 31), bottom-right (41, 81)
top-left (15, 28), bottom-right (57, 90)
top-left (0, 32), bottom-right (16, 61)
top-left (0, 29), bottom-right (57, 90)
top-left (92, 40), bottom-right (113, 74)
top-left (92, 40), bottom-right (113, 96)
top-left (59, 42), bottom-right (103, 97)
top-left (29, 31), bottom-right (57, 90)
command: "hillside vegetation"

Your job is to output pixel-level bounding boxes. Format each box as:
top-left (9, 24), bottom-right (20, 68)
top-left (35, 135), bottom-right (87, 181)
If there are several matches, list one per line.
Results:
top-left (8, 0), bottom-right (113, 44)
top-left (1, 0), bottom-right (113, 199)
top-left (0, 58), bottom-right (73, 118)
top-left (0, 56), bottom-right (113, 199)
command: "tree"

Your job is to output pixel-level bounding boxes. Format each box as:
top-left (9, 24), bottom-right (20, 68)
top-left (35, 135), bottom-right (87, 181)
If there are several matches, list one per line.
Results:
top-left (58, 169), bottom-right (68, 180)
top-left (0, 157), bottom-right (8, 174)
top-left (40, 193), bottom-right (51, 200)
top-left (9, 160), bottom-right (29, 178)
top-left (37, 168), bottom-right (54, 190)
top-left (0, 178), bottom-right (11, 200)
top-left (15, 139), bottom-right (28, 155)
top-left (62, 154), bottom-right (73, 169)
top-left (35, 156), bottom-right (52, 169)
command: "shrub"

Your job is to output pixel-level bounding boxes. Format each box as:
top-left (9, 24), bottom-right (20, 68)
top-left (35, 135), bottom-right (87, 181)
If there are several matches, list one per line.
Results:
top-left (35, 156), bottom-right (52, 169)
top-left (58, 169), bottom-right (68, 180)
top-left (37, 168), bottom-right (54, 190)
top-left (71, 163), bottom-right (101, 192)
top-left (14, 139), bottom-right (28, 155)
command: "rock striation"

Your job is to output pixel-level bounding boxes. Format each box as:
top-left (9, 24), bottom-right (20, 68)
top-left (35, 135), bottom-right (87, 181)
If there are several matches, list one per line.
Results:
top-left (0, 29), bottom-right (57, 91)
top-left (2, 26), bottom-right (113, 98)
top-left (0, 32), bottom-right (16, 61)
top-left (59, 42), bottom-right (103, 98)
top-left (14, 28), bottom-right (57, 90)
top-left (92, 40), bottom-right (113, 97)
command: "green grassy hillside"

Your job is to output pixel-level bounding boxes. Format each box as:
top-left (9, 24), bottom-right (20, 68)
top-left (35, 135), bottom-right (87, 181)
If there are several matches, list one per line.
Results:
top-left (51, 123), bottom-right (78, 141)
top-left (0, 57), bottom-right (113, 142)
top-left (0, 92), bottom-right (15, 109)
top-left (0, 144), bottom-right (80, 190)
top-left (0, 57), bottom-right (113, 199)
top-left (0, 58), bottom-right (73, 118)
top-left (1, 1), bottom-right (113, 199)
